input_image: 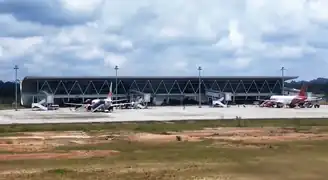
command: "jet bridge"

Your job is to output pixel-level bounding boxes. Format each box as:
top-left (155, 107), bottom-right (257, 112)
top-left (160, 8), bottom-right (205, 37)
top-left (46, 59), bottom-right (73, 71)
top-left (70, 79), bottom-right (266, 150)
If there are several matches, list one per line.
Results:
top-left (31, 91), bottom-right (59, 111)
top-left (205, 89), bottom-right (223, 99)
top-left (205, 89), bottom-right (232, 107)
top-left (128, 89), bottom-right (151, 108)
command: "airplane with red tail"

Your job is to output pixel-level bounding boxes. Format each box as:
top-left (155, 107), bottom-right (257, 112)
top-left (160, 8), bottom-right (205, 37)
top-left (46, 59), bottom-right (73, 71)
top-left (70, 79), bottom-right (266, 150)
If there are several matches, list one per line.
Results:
top-left (65, 82), bottom-right (129, 112)
top-left (259, 85), bottom-right (321, 108)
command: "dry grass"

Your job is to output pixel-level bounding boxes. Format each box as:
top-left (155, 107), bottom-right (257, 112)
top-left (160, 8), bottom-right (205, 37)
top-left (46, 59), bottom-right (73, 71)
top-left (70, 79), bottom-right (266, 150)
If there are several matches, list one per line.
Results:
top-left (0, 119), bottom-right (328, 179)
top-left (1, 140), bottom-right (328, 180)
top-left (1, 118), bottom-right (328, 134)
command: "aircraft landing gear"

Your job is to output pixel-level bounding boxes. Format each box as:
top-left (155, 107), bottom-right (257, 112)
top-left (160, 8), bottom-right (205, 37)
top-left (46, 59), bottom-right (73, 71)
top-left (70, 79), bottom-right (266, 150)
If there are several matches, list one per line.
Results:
top-left (298, 103), bottom-right (305, 108)
top-left (276, 103), bottom-right (284, 108)
top-left (108, 106), bottom-right (114, 112)
top-left (289, 104), bottom-right (296, 108)
top-left (304, 102), bottom-right (320, 108)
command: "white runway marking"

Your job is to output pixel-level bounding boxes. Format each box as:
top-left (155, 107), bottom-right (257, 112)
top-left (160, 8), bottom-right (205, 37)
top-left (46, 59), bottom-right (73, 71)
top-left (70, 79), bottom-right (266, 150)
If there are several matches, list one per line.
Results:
top-left (1, 105), bottom-right (328, 124)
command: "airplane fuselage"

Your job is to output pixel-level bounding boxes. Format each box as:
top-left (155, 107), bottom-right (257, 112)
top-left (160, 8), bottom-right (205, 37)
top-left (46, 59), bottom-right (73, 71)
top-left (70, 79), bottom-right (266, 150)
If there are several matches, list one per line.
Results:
top-left (91, 98), bottom-right (111, 104)
top-left (260, 85), bottom-right (320, 108)
top-left (87, 99), bottom-right (114, 112)
top-left (270, 95), bottom-right (297, 104)
top-left (270, 95), bottom-right (307, 106)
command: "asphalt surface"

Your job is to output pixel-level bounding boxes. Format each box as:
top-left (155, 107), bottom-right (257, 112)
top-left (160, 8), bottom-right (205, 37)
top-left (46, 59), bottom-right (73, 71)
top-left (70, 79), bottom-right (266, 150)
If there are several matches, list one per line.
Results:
top-left (1, 105), bottom-right (328, 124)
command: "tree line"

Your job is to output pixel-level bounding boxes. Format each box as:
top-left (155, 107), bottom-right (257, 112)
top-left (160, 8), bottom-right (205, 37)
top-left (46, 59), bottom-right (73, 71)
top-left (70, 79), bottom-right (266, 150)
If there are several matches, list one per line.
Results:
top-left (0, 79), bottom-right (327, 104)
top-left (288, 78), bottom-right (328, 95)
top-left (0, 81), bottom-right (19, 104)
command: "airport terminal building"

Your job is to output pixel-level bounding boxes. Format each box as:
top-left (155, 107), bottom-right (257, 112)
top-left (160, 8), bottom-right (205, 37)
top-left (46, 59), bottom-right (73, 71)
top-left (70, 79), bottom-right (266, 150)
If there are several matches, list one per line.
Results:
top-left (20, 76), bottom-right (298, 106)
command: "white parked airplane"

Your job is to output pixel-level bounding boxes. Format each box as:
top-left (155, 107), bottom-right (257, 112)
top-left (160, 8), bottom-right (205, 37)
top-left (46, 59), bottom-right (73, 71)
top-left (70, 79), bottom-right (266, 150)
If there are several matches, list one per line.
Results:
top-left (65, 82), bottom-right (128, 112)
top-left (212, 97), bottom-right (227, 108)
top-left (259, 85), bottom-right (322, 108)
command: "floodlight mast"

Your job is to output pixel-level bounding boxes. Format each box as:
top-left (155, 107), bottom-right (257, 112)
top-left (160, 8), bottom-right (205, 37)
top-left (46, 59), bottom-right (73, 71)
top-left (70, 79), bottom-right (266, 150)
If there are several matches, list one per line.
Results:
top-left (281, 66), bottom-right (286, 95)
top-left (198, 66), bottom-right (202, 108)
top-left (114, 65), bottom-right (119, 101)
top-left (14, 65), bottom-right (19, 111)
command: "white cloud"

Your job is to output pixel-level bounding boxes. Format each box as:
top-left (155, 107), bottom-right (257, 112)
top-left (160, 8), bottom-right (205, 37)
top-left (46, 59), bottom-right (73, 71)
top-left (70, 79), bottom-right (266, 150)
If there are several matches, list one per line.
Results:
top-left (173, 61), bottom-right (188, 70)
top-left (308, 0), bottom-right (328, 23)
top-left (159, 27), bottom-right (183, 38)
top-left (104, 53), bottom-right (127, 68)
top-left (0, 46), bottom-right (3, 57)
top-left (215, 20), bottom-right (245, 50)
top-left (0, 36), bottom-right (43, 60)
top-left (120, 40), bottom-right (133, 50)
top-left (218, 57), bottom-right (252, 70)
top-left (228, 20), bottom-right (244, 48)
top-left (77, 46), bottom-right (104, 61)
top-left (60, 0), bottom-right (103, 13)
top-left (0, 0), bottom-right (328, 80)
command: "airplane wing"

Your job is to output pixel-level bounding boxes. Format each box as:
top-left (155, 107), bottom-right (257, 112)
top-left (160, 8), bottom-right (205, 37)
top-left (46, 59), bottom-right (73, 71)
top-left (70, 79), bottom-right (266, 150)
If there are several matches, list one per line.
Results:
top-left (305, 97), bottom-right (322, 102)
top-left (111, 102), bottom-right (132, 107)
top-left (260, 99), bottom-right (284, 105)
top-left (64, 103), bottom-right (85, 106)
top-left (112, 99), bottom-right (128, 102)
top-left (258, 99), bottom-right (280, 103)
top-left (256, 98), bottom-right (271, 102)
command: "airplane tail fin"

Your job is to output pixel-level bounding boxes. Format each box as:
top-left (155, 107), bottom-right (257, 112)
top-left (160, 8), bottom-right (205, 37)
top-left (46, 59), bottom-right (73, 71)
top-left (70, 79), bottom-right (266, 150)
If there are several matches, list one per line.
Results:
top-left (107, 82), bottom-right (113, 100)
top-left (298, 84), bottom-right (307, 97)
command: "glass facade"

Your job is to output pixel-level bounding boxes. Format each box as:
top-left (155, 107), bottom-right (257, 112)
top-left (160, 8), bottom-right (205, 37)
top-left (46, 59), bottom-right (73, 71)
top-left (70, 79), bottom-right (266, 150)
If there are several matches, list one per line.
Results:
top-left (21, 76), bottom-right (296, 106)
top-left (23, 79), bottom-right (284, 94)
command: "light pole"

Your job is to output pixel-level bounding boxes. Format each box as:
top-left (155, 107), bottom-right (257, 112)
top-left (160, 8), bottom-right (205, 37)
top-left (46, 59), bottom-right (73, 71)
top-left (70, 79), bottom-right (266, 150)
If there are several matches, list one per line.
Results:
top-left (14, 65), bottom-right (19, 111)
top-left (114, 65), bottom-right (119, 101)
top-left (198, 66), bottom-right (202, 108)
top-left (280, 67), bottom-right (285, 95)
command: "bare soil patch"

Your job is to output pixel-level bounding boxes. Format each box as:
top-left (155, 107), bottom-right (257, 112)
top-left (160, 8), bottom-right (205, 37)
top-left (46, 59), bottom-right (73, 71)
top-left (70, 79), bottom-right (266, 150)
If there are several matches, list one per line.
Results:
top-left (127, 133), bottom-right (201, 142)
top-left (126, 127), bottom-right (328, 144)
top-left (0, 150), bottom-right (119, 161)
top-left (0, 141), bottom-right (50, 152)
top-left (0, 127), bottom-right (328, 154)
top-left (0, 131), bottom-right (96, 152)
top-left (199, 127), bottom-right (328, 143)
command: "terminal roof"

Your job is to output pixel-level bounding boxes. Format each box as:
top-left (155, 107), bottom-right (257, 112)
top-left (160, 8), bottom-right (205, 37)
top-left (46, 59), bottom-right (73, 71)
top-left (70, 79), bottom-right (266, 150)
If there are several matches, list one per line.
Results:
top-left (23, 76), bottom-right (298, 81)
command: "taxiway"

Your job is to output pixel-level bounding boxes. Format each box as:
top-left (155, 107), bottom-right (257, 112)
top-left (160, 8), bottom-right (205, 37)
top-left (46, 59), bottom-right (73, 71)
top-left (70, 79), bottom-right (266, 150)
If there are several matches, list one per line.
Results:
top-left (1, 105), bottom-right (328, 124)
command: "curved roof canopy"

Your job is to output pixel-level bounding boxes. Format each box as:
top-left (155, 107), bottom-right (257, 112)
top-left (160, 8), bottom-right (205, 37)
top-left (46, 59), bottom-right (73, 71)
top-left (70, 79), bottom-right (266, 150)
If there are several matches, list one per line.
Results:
top-left (23, 76), bottom-right (298, 81)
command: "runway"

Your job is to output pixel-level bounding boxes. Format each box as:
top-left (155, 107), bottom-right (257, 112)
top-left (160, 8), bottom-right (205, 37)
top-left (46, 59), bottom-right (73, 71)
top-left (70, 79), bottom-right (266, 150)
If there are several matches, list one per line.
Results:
top-left (1, 105), bottom-right (328, 124)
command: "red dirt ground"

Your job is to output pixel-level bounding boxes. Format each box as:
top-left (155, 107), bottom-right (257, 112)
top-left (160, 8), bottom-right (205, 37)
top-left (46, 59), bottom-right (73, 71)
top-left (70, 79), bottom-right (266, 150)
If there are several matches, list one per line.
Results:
top-left (127, 127), bottom-right (328, 143)
top-left (0, 150), bottom-right (119, 161)
top-left (1, 127), bottom-right (328, 161)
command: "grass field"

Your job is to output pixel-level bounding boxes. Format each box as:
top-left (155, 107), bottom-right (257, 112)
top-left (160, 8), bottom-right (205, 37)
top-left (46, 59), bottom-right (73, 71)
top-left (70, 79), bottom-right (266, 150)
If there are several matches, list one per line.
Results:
top-left (0, 119), bottom-right (328, 179)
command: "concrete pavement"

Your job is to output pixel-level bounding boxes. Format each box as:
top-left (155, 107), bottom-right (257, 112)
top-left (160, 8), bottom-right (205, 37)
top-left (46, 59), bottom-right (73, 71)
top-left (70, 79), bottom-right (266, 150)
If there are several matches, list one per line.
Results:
top-left (1, 105), bottom-right (328, 124)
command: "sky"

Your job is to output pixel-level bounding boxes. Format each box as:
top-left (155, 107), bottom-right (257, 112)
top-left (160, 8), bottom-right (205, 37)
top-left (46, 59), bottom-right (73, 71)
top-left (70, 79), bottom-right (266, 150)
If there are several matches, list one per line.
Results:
top-left (0, 0), bottom-right (328, 81)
